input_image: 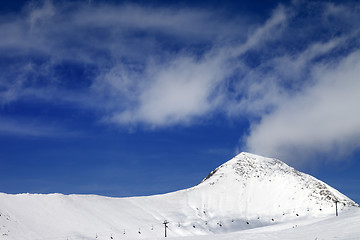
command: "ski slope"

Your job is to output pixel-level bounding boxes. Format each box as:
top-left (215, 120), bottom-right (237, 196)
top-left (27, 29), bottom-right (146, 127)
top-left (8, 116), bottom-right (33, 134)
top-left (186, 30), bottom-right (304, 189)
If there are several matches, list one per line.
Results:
top-left (0, 152), bottom-right (358, 240)
top-left (152, 208), bottom-right (360, 240)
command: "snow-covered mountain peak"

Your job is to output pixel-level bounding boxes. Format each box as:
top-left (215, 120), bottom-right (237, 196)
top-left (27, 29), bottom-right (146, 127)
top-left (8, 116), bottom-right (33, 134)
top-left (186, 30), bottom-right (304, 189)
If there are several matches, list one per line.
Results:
top-left (226, 152), bottom-right (290, 174)
top-left (201, 152), bottom-right (294, 184)
top-left (198, 152), bottom-right (358, 213)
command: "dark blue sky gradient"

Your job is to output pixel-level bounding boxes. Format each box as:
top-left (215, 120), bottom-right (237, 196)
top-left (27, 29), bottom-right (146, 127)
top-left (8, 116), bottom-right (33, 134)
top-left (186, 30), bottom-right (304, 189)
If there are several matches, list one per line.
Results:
top-left (0, 0), bottom-right (359, 204)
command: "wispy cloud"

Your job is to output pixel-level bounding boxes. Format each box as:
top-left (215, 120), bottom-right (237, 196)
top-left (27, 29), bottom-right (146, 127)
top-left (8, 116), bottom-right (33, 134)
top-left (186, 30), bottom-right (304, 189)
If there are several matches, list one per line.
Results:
top-left (0, 117), bottom-right (80, 138)
top-left (244, 50), bottom-right (360, 165)
top-left (92, 4), bottom-right (289, 127)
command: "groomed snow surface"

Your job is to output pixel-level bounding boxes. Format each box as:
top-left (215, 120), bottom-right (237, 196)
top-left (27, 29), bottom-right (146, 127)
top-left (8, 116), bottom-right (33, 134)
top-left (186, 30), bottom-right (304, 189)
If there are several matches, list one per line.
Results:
top-left (0, 152), bottom-right (359, 240)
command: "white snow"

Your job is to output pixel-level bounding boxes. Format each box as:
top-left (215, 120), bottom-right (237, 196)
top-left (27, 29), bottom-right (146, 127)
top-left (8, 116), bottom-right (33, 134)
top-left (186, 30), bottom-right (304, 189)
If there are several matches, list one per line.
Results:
top-left (152, 208), bottom-right (360, 240)
top-left (0, 152), bottom-right (358, 240)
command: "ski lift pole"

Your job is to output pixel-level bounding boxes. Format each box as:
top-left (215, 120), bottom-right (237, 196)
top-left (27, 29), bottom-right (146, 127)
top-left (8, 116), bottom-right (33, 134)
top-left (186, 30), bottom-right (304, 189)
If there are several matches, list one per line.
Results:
top-left (163, 220), bottom-right (169, 237)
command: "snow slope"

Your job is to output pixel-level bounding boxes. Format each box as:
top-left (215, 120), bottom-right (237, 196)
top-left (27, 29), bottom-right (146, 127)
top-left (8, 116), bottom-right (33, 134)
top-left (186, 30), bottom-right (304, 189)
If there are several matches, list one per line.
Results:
top-left (151, 208), bottom-right (360, 240)
top-left (0, 152), bottom-right (358, 240)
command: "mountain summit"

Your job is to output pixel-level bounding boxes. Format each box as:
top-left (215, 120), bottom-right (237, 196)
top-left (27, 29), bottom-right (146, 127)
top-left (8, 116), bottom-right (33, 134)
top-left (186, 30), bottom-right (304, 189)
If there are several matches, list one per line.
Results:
top-left (190, 152), bottom-right (357, 219)
top-left (0, 152), bottom-right (358, 239)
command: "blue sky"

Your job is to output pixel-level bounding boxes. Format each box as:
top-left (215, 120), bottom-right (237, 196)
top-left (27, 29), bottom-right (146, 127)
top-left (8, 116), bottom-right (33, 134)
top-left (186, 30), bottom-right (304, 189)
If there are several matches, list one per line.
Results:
top-left (0, 0), bottom-right (360, 203)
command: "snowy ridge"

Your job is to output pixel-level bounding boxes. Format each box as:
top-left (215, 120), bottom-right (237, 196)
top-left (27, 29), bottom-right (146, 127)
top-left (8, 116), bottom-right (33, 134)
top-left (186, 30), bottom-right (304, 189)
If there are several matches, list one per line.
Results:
top-left (0, 152), bottom-right (358, 240)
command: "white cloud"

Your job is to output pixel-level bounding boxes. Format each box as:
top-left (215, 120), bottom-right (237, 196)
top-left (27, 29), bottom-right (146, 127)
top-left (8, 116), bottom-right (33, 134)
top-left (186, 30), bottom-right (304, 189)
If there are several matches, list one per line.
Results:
top-left (245, 50), bottom-right (360, 165)
top-left (107, 52), bottom-right (230, 127)
top-left (231, 5), bottom-right (288, 56)
top-left (0, 1), bottom-right (249, 113)
top-left (93, 4), bottom-right (289, 127)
